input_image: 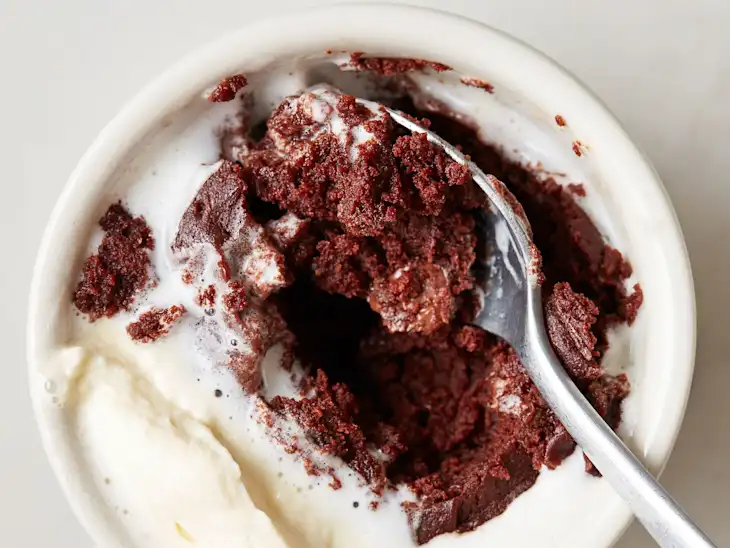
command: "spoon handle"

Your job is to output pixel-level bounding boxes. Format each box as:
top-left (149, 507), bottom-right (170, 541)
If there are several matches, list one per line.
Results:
top-left (520, 290), bottom-right (715, 548)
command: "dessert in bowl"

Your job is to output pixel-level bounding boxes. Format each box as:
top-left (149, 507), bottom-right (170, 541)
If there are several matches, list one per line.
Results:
top-left (27, 5), bottom-right (695, 548)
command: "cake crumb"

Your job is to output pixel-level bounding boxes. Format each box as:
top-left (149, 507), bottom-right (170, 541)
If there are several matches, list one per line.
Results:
top-left (208, 74), bottom-right (248, 102)
top-left (73, 203), bottom-right (154, 321)
top-left (460, 76), bottom-right (494, 93)
top-left (126, 305), bottom-right (185, 343)
top-left (349, 52), bottom-right (451, 75)
top-left (196, 284), bottom-right (216, 308)
top-left (567, 183), bottom-right (586, 197)
top-left (572, 140), bottom-right (585, 156)
top-left (622, 284), bottom-right (644, 325)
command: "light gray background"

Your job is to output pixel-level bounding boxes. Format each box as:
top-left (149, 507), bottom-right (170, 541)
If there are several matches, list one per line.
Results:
top-left (2, 0), bottom-right (728, 546)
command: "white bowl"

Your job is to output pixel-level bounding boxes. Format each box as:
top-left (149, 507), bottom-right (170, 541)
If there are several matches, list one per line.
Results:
top-left (27, 4), bottom-right (695, 547)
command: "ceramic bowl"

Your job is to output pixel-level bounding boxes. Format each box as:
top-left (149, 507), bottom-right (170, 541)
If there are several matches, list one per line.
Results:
top-left (27, 4), bottom-right (695, 547)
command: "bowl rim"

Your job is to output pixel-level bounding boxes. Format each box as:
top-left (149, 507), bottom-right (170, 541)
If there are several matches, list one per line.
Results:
top-left (26, 3), bottom-right (696, 547)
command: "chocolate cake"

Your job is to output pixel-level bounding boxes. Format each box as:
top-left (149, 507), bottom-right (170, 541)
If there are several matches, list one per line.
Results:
top-left (219, 86), bottom-right (638, 542)
top-left (73, 78), bottom-right (641, 544)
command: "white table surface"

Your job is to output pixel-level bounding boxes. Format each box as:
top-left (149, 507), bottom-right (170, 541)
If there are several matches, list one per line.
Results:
top-left (2, 0), bottom-right (729, 546)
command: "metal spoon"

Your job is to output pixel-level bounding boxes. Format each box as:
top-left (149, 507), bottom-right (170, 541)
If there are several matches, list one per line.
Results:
top-left (374, 102), bottom-right (715, 548)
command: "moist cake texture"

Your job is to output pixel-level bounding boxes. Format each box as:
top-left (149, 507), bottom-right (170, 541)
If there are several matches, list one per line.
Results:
top-left (72, 78), bottom-right (642, 545)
